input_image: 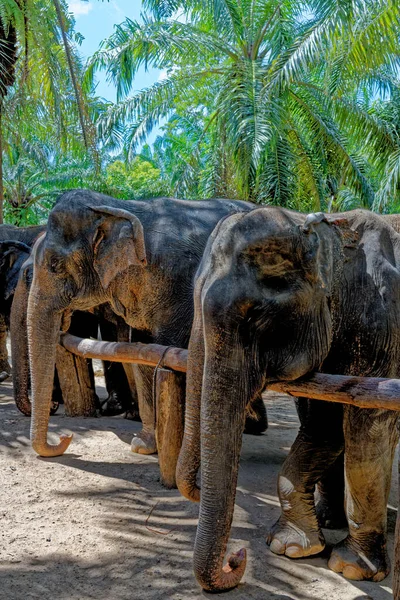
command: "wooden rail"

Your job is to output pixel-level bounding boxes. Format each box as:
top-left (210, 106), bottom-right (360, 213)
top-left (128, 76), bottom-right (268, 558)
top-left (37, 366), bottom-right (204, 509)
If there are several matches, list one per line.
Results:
top-left (60, 333), bottom-right (400, 412)
top-left (60, 332), bottom-right (188, 373)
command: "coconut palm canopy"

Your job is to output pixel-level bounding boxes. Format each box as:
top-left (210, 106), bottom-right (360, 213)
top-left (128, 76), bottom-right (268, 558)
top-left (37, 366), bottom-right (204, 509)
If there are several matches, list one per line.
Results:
top-left (0, 0), bottom-right (399, 222)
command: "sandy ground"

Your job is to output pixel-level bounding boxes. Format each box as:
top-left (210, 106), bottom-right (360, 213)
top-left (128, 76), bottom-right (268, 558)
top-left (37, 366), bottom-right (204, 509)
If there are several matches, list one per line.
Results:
top-left (0, 376), bottom-right (397, 600)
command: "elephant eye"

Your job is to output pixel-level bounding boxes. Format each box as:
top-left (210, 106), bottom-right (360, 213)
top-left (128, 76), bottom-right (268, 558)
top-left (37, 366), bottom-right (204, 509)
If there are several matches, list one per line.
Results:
top-left (49, 256), bottom-right (64, 274)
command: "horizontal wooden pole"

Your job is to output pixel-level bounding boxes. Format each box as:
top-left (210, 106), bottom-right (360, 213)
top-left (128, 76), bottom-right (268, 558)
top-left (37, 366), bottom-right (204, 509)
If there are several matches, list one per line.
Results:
top-left (60, 333), bottom-right (400, 411)
top-left (59, 333), bottom-right (188, 373)
top-left (268, 373), bottom-right (400, 411)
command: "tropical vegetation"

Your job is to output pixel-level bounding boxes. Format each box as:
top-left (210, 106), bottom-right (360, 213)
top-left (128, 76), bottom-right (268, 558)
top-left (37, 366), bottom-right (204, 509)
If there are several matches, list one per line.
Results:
top-left (0, 0), bottom-right (399, 224)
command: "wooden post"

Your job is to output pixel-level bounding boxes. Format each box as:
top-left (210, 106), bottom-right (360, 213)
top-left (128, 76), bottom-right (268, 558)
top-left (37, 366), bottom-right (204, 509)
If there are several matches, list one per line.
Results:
top-left (56, 345), bottom-right (97, 417)
top-left (155, 367), bottom-right (185, 489)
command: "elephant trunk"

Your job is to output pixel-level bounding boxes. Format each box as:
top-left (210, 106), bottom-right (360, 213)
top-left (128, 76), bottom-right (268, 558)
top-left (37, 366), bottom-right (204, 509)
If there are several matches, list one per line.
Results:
top-left (176, 314), bottom-right (203, 503)
top-left (193, 342), bottom-right (249, 592)
top-left (10, 268), bottom-right (31, 415)
top-left (28, 281), bottom-right (72, 457)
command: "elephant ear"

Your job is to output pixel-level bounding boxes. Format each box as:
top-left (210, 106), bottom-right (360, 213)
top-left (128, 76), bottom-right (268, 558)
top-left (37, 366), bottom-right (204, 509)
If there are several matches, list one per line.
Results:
top-left (303, 212), bottom-right (358, 246)
top-left (89, 205), bottom-right (147, 291)
top-left (0, 241), bottom-right (31, 299)
top-left (301, 212), bottom-right (359, 292)
top-left (301, 213), bottom-right (339, 292)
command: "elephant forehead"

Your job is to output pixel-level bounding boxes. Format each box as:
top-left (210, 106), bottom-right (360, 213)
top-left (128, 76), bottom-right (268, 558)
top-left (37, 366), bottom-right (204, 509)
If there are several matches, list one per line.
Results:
top-left (48, 207), bottom-right (100, 242)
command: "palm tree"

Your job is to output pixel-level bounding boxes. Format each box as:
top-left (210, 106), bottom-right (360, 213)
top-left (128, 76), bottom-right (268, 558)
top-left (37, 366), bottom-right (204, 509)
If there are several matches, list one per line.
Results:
top-left (0, 0), bottom-right (97, 222)
top-left (88, 0), bottom-right (400, 209)
top-left (0, 1), bottom-right (18, 221)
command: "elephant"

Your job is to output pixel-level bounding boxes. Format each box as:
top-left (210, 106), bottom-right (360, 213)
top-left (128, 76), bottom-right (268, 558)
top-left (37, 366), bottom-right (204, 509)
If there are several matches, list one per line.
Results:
top-left (26, 189), bottom-right (268, 462)
top-left (176, 207), bottom-right (400, 592)
top-left (9, 234), bottom-right (137, 417)
top-left (0, 224), bottom-right (44, 378)
top-left (310, 211), bottom-right (400, 532)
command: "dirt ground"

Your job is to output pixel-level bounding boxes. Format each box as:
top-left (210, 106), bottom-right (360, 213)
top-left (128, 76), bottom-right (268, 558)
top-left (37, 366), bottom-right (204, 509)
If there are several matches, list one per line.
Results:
top-left (0, 375), bottom-right (397, 600)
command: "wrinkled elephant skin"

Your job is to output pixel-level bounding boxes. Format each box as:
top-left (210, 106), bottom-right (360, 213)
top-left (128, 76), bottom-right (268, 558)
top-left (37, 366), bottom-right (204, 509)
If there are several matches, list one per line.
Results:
top-left (27, 190), bottom-right (267, 460)
top-left (178, 207), bottom-right (400, 591)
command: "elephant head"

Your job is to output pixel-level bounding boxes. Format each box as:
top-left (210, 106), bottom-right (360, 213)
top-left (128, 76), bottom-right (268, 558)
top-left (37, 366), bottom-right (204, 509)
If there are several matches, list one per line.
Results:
top-left (177, 207), bottom-right (349, 592)
top-left (28, 190), bottom-right (147, 457)
top-left (0, 240), bottom-right (31, 308)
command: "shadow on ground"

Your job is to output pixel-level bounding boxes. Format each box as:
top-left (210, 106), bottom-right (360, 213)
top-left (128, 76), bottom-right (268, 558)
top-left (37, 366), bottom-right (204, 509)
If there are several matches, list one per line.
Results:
top-left (0, 379), bottom-right (396, 600)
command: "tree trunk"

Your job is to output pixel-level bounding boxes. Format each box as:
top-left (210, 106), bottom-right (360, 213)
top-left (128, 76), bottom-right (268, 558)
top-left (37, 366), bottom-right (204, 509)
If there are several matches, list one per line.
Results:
top-left (52, 0), bottom-right (99, 171)
top-left (53, 0), bottom-right (88, 148)
top-left (0, 13), bottom-right (18, 224)
top-left (155, 367), bottom-right (185, 489)
top-left (0, 107), bottom-right (4, 224)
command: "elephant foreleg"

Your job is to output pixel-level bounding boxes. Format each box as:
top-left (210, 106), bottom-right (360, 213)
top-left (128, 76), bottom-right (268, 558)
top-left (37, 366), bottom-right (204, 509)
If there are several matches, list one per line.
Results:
top-left (0, 313), bottom-right (11, 380)
top-left (130, 364), bottom-right (157, 454)
top-left (329, 406), bottom-right (399, 582)
top-left (267, 398), bottom-right (344, 558)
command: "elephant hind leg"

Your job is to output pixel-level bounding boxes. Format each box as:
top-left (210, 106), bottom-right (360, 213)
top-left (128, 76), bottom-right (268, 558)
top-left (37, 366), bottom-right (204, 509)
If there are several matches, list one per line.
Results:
top-left (316, 452), bottom-right (347, 530)
top-left (268, 399), bottom-right (344, 559)
top-left (329, 406), bottom-right (399, 582)
top-left (0, 314), bottom-right (11, 379)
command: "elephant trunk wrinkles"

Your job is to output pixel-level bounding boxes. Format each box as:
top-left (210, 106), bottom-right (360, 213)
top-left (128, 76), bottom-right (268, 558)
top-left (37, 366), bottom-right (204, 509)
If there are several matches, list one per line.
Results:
top-left (28, 283), bottom-right (72, 457)
top-left (10, 270), bottom-right (31, 415)
top-left (193, 346), bottom-right (248, 592)
top-left (176, 315), bottom-right (203, 503)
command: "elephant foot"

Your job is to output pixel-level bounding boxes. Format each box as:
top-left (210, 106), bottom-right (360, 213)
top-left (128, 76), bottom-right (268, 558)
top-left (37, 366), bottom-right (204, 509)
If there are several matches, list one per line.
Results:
top-left (50, 400), bottom-right (60, 415)
top-left (316, 498), bottom-right (347, 530)
top-left (328, 535), bottom-right (390, 582)
top-left (0, 358), bottom-right (11, 378)
top-left (100, 392), bottom-right (126, 416)
top-left (0, 370), bottom-right (10, 382)
top-left (131, 430), bottom-right (157, 455)
top-left (267, 517), bottom-right (325, 558)
top-left (124, 406), bottom-right (141, 421)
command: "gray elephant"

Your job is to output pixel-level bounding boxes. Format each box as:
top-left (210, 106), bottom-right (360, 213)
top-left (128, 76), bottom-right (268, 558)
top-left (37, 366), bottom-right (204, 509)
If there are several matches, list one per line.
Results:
top-left (10, 235), bottom-right (137, 417)
top-left (26, 190), bottom-right (267, 462)
top-left (0, 224), bottom-right (44, 378)
top-left (177, 207), bottom-right (400, 592)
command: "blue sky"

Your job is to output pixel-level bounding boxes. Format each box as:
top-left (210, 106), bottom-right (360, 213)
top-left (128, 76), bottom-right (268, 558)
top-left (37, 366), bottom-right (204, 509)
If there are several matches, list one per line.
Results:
top-left (67, 0), bottom-right (161, 102)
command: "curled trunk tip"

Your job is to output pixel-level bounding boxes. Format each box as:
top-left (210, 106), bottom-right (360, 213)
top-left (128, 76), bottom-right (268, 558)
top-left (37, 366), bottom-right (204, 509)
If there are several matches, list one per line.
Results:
top-left (176, 456), bottom-right (200, 502)
top-left (32, 433), bottom-right (73, 457)
top-left (196, 548), bottom-right (247, 592)
top-left (176, 477), bottom-right (200, 503)
top-left (17, 402), bottom-right (31, 416)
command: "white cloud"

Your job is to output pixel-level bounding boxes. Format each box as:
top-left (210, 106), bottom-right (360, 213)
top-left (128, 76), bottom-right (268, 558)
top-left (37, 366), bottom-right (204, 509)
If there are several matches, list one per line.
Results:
top-left (158, 69), bottom-right (168, 82)
top-left (68, 1), bottom-right (93, 17)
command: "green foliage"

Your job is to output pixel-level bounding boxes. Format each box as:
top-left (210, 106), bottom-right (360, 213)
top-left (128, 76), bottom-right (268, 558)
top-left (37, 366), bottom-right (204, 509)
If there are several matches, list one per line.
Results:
top-left (90, 0), bottom-right (400, 210)
top-left (1, 0), bottom-right (400, 223)
top-left (105, 156), bottom-right (171, 199)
